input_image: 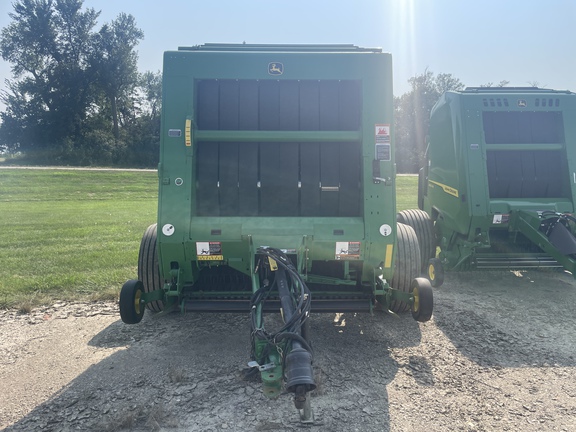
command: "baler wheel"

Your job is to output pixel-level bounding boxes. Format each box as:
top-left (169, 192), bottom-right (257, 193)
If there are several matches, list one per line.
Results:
top-left (411, 277), bottom-right (433, 322)
top-left (138, 224), bottom-right (164, 312)
top-left (397, 209), bottom-right (436, 273)
top-left (427, 258), bottom-right (444, 287)
top-left (119, 279), bottom-right (145, 324)
top-left (389, 223), bottom-right (421, 313)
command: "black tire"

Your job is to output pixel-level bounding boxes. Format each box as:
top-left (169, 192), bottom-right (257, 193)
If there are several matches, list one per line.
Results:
top-left (119, 279), bottom-right (145, 324)
top-left (397, 209), bottom-right (436, 273)
top-left (389, 223), bottom-right (421, 313)
top-left (138, 224), bottom-right (164, 312)
top-left (427, 257), bottom-right (444, 288)
top-left (411, 277), bottom-right (433, 322)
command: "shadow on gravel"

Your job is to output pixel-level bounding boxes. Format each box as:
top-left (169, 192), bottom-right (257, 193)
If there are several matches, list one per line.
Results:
top-left (6, 308), bottom-right (422, 432)
top-left (433, 268), bottom-right (576, 368)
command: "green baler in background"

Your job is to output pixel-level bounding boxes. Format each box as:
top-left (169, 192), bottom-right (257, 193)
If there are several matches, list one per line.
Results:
top-left (414, 87), bottom-right (576, 286)
top-left (120, 44), bottom-right (432, 422)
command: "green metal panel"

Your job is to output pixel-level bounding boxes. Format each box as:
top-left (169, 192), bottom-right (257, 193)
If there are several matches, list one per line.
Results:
top-left (156, 44), bottom-right (396, 293)
top-left (424, 87), bottom-right (576, 270)
top-left (426, 93), bottom-right (471, 235)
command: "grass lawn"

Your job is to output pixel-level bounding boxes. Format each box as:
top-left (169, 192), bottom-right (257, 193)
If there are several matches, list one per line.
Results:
top-left (0, 169), bottom-right (418, 309)
top-left (395, 174), bottom-right (418, 212)
top-left (0, 169), bottom-right (158, 308)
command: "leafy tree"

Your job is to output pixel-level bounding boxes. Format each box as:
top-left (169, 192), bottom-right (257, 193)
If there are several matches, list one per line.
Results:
top-left (0, 0), bottom-right (147, 165)
top-left (395, 70), bottom-right (465, 173)
top-left (527, 80), bottom-right (546, 88)
top-left (480, 80), bottom-right (510, 87)
top-left (0, 79), bottom-right (44, 156)
top-left (139, 70), bottom-right (162, 120)
top-left (124, 70), bottom-right (162, 166)
top-left (92, 13), bottom-right (143, 140)
top-left (0, 0), bottom-right (100, 158)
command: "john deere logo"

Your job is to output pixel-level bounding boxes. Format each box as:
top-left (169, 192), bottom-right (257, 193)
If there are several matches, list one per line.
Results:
top-left (518, 99), bottom-right (527, 107)
top-left (268, 62), bottom-right (283, 75)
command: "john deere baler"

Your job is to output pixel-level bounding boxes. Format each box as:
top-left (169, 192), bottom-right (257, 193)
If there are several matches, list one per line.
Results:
top-left (417, 87), bottom-right (576, 283)
top-left (120, 44), bottom-right (432, 422)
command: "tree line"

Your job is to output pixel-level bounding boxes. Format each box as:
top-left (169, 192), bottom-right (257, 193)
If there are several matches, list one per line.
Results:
top-left (0, 0), bottom-right (160, 166)
top-left (0, 0), bottom-right (500, 171)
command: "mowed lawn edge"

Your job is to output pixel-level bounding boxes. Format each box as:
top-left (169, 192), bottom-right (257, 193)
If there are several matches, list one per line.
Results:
top-left (0, 168), bottom-right (417, 309)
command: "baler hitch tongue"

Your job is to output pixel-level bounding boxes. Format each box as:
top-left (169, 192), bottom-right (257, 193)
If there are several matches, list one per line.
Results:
top-left (250, 247), bottom-right (316, 423)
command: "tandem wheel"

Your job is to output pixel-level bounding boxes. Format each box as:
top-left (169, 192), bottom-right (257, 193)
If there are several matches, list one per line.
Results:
top-left (427, 257), bottom-right (444, 288)
top-left (411, 277), bottom-right (433, 322)
top-left (120, 279), bottom-right (145, 324)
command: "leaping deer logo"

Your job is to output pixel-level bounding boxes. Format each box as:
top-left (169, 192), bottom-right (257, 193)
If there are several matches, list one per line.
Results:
top-left (268, 62), bottom-right (284, 75)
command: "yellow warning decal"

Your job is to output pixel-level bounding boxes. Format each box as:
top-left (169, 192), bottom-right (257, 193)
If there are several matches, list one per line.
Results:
top-left (197, 255), bottom-right (223, 261)
top-left (384, 244), bottom-right (394, 268)
top-left (429, 180), bottom-right (459, 198)
top-left (185, 118), bottom-right (192, 147)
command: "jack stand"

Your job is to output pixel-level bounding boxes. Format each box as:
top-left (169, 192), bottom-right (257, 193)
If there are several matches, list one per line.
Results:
top-left (295, 386), bottom-right (314, 424)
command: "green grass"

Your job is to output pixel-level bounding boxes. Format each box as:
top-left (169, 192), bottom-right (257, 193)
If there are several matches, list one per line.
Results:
top-left (396, 174), bottom-right (418, 211)
top-left (0, 169), bottom-right (417, 309)
top-left (0, 169), bottom-right (158, 308)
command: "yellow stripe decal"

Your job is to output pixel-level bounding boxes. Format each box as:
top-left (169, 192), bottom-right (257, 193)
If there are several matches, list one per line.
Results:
top-left (185, 118), bottom-right (192, 147)
top-left (429, 180), bottom-right (459, 198)
top-left (384, 244), bottom-right (394, 268)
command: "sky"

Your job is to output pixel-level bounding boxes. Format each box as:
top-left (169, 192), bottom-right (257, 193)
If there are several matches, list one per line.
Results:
top-left (1, 0), bottom-right (576, 105)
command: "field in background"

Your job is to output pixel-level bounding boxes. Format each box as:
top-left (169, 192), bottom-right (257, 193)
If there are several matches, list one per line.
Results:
top-left (0, 169), bottom-right (417, 308)
top-left (395, 175), bottom-right (418, 212)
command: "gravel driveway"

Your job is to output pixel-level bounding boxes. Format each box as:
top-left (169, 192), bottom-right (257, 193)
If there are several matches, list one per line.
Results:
top-left (1, 268), bottom-right (575, 431)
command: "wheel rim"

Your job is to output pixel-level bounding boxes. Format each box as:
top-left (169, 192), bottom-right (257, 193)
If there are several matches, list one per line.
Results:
top-left (412, 286), bottom-right (420, 313)
top-left (428, 263), bottom-right (436, 281)
top-left (134, 289), bottom-right (142, 315)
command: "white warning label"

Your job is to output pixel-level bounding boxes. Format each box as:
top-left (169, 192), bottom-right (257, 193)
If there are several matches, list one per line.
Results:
top-left (335, 241), bottom-right (361, 260)
top-left (375, 124), bottom-right (391, 143)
